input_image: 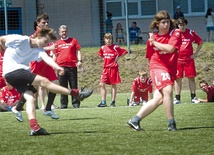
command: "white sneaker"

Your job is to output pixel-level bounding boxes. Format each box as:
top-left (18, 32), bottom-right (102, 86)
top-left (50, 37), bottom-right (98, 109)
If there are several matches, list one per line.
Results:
top-left (191, 97), bottom-right (200, 104)
top-left (11, 106), bottom-right (24, 122)
top-left (173, 98), bottom-right (181, 104)
top-left (42, 110), bottom-right (59, 119)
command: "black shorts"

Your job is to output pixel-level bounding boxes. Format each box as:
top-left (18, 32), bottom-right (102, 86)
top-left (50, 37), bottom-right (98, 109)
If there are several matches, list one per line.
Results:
top-left (4, 69), bottom-right (37, 95)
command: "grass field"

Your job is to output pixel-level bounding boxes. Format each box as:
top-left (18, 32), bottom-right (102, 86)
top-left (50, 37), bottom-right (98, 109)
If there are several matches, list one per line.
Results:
top-left (0, 90), bottom-right (213, 155)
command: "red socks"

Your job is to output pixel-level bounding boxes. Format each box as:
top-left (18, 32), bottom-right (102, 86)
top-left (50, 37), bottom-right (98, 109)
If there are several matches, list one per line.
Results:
top-left (70, 89), bottom-right (79, 96)
top-left (29, 119), bottom-right (40, 131)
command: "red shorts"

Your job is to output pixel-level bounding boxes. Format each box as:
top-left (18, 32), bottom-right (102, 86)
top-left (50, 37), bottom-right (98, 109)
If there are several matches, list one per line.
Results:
top-left (30, 61), bottom-right (58, 81)
top-left (176, 60), bottom-right (196, 78)
top-left (100, 67), bottom-right (121, 85)
top-left (150, 69), bottom-right (174, 90)
top-left (133, 94), bottom-right (148, 102)
top-left (0, 76), bottom-right (6, 88)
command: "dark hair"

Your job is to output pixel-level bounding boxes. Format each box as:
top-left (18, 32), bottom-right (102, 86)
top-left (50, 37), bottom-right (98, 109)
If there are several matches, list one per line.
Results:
top-left (177, 17), bottom-right (188, 25)
top-left (199, 80), bottom-right (208, 86)
top-left (205, 8), bottom-right (212, 18)
top-left (33, 13), bottom-right (49, 30)
top-left (107, 11), bottom-right (112, 17)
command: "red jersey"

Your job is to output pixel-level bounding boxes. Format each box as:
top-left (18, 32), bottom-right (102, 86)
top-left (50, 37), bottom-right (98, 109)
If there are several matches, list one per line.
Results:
top-left (98, 44), bottom-right (128, 68)
top-left (146, 29), bottom-right (182, 79)
top-left (53, 37), bottom-right (81, 67)
top-left (0, 86), bottom-right (21, 106)
top-left (132, 77), bottom-right (152, 96)
top-left (178, 29), bottom-right (202, 62)
top-left (206, 85), bottom-right (214, 102)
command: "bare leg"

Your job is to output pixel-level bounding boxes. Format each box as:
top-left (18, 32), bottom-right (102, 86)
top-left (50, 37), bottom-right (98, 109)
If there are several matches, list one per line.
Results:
top-left (24, 91), bottom-right (36, 120)
top-left (161, 85), bottom-right (174, 120)
top-left (136, 89), bottom-right (163, 119)
top-left (38, 86), bottom-right (46, 109)
top-left (100, 82), bottom-right (106, 101)
top-left (32, 75), bottom-right (71, 95)
top-left (174, 78), bottom-right (182, 95)
top-left (111, 84), bottom-right (116, 101)
top-left (188, 77), bottom-right (196, 94)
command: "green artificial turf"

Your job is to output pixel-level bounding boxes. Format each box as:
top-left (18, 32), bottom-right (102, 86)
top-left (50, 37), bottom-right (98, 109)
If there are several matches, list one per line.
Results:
top-left (0, 90), bottom-right (213, 155)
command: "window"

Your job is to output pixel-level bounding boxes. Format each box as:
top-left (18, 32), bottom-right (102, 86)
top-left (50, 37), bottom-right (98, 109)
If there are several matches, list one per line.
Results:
top-left (105, 0), bottom-right (157, 19)
top-left (173, 0), bottom-right (212, 15)
top-left (106, 1), bottom-right (122, 17)
top-left (141, 0), bottom-right (156, 16)
top-left (0, 8), bottom-right (22, 35)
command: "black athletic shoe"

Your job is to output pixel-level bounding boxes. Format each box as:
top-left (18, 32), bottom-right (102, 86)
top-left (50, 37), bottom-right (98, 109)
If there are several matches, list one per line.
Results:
top-left (79, 89), bottom-right (93, 101)
top-left (72, 103), bottom-right (80, 108)
top-left (30, 128), bottom-right (50, 136)
top-left (168, 122), bottom-right (177, 131)
top-left (97, 102), bottom-right (107, 107)
top-left (127, 119), bottom-right (143, 131)
top-left (110, 101), bottom-right (115, 107)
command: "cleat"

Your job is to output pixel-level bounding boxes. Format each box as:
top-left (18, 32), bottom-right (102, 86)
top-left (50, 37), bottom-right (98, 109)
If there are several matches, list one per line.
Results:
top-left (79, 89), bottom-right (93, 101)
top-left (127, 119), bottom-right (143, 131)
top-left (173, 98), bottom-right (181, 104)
top-left (97, 102), bottom-right (107, 107)
top-left (42, 110), bottom-right (59, 119)
top-left (110, 101), bottom-right (116, 107)
top-left (168, 122), bottom-right (177, 131)
top-left (191, 97), bottom-right (200, 104)
top-left (30, 128), bottom-right (50, 136)
top-left (12, 106), bottom-right (24, 122)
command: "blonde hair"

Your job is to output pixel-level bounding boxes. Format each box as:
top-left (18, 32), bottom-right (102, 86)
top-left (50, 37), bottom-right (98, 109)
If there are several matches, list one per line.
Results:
top-left (139, 70), bottom-right (147, 76)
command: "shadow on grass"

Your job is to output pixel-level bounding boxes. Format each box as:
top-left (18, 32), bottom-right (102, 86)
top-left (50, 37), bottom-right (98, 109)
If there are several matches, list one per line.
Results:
top-left (50, 130), bottom-right (107, 135)
top-left (178, 126), bottom-right (214, 130)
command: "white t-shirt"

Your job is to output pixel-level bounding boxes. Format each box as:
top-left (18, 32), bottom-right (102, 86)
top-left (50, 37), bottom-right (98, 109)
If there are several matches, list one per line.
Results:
top-left (3, 34), bottom-right (47, 76)
top-left (206, 15), bottom-right (214, 27)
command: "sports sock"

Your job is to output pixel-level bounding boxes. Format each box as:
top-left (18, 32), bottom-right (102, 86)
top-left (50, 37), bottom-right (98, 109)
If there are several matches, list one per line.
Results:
top-left (70, 89), bottom-right (79, 96)
top-left (132, 115), bottom-right (141, 123)
top-left (29, 119), bottom-right (40, 131)
top-left (16, 95), bottom-right (26, 111)
top-left (101, 100), bottom-right (106, 104)
top-left (191, 93), bottom-right (196, 100)
top-left (175, 95), bottom-right (180, 101)
top-left (168, 118), bottom-right (175, 124)
top-left (45, 92), bottom-right (56, 111)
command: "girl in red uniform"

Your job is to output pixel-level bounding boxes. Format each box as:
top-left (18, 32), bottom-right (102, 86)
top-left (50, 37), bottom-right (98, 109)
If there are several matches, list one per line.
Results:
top-left (128, 70), bottom-right (152, 106)
top-left (128, 10), bottom-right (182, 131)
top-left (97, 33), bottom-right (128, 107)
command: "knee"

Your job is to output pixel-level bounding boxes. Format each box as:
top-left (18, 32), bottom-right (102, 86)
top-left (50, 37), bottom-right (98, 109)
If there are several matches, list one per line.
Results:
top-left (40, 77), bottom-right (51, 87)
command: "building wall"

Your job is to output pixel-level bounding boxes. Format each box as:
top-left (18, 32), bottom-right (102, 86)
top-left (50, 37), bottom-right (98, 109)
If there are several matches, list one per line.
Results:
top-left (6, 0), bottom-right (208, 46)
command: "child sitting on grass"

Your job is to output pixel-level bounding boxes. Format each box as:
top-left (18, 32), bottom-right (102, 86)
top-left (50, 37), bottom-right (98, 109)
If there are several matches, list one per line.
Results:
top-left (127, 70), bottom-right (152, 106)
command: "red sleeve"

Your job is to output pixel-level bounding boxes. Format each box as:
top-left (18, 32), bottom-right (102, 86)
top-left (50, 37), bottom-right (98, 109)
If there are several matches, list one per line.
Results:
top-left (147, 78), bottom-right (153, 93)
top-left (0, 88), bottom-right (6, 101)
top-left (131, 79), bottom-right (137, 92)
top-left (192, 31), bottom-right (203, 45)
top-left (98, 46), bottom-right (104, 57)
top-left (115, 46), bottom-right (128, 56)
top-left (168, 29), bottom-right (182, 50)
top-left (146, 40), bottom-right (153, 60)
